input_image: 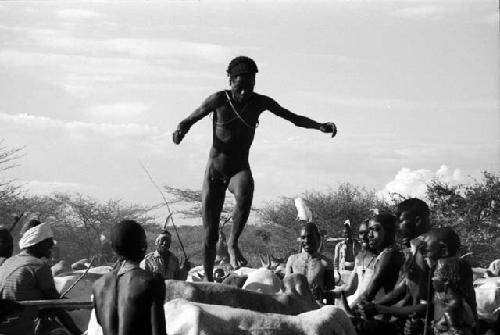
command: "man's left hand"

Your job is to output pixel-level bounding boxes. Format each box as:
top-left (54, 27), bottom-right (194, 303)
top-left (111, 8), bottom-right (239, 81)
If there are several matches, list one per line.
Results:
top-left (320, 122), bottom-right (337, 138)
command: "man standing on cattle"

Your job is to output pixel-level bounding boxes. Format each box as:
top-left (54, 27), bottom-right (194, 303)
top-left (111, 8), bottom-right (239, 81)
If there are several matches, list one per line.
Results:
top-left (285, 221), bottom-right (336, 301)
top-left (140, 229), bottom-right (189, 280)
top-left (173, 56), bottom-right (337, 281)
top-left (0, 219), bottom-right (82, 335)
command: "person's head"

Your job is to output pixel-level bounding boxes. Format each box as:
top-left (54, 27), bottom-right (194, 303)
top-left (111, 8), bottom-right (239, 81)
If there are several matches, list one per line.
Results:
top-left (111, 220), bottom-right (147, 263)
top-left (422, 227), bottom-right (460, 267)
top-left (155, 229), bottom-right (172, 254)
top-left (227, 56), bottom-right (258, 102)
top-left (396, 198), bottom-right (431, 246)
top-left (0, 229), bottom-right (13, 258)
top-left (19, 219), bottom-right (55, 259)
top-left (358, 220), bottom-right (369, 248)
top-left (213, 268), bottom-right (226, 283)
top-left (368, 212), bottom-right (397, 252)
top-left (299, 222), bottom-right (321, 254)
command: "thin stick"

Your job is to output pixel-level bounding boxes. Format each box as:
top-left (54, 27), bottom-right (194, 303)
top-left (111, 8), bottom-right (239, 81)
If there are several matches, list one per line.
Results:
top-left (60, 256), bottom-right (96, 298)
top-left (138, 160), bottom-right (189, 261)
top-left (9, 212), bottom-right (24, 232)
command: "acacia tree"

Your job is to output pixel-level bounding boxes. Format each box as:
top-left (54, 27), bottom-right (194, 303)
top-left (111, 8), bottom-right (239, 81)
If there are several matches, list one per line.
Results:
top-left (258, 183), bottom-right (390, 259)
top-left (426, 171), bottom-right (500, 266)
top-left (0, 140), bottom-right (25, 232)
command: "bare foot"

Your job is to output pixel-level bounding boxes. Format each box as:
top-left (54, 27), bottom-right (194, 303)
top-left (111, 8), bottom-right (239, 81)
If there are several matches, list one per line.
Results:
top-left (228, 245), bottom-right (248, 269)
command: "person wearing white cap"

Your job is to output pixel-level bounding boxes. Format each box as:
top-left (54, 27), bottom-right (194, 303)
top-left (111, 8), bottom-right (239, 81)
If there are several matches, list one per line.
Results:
top-left (173, 56), bottom-right (337, 281)
top-left (0, 219), bottom-right (82, 335)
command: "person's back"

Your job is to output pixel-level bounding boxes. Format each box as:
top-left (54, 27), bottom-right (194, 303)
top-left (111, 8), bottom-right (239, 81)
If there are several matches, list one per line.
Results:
top-left (93, 219), bottom-right (166, 335)
top-left (0, 253), bottom-right (54, 335)
top-left (93, 262), bottom-right (165, 335)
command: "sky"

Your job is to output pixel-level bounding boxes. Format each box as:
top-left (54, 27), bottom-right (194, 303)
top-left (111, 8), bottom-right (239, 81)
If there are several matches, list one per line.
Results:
top-left (0, 0), bottom-right (498, 225)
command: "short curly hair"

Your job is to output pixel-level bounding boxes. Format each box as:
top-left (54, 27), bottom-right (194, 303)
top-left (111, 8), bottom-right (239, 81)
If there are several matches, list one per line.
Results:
top-left (227, 56), bottom-right (259, 77)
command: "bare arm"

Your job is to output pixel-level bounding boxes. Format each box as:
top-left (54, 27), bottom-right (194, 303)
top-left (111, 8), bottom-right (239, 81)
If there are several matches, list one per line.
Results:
top-left (173, 93), bottom-right (218, 144)
top-left (264, 96), bottom-right (337, 135)
top-left (373, 279), bottom-right (408, 305)
top-left (285, 255), bottom-right (294, 277)
top-left (355, 250), bottom-right (403, 303)
top-left (375, 302), bottom-right (427, 317)
top-left (333, 244), bottom-right (340, 270)
top-left (333, 269), bottom-right (359, 297)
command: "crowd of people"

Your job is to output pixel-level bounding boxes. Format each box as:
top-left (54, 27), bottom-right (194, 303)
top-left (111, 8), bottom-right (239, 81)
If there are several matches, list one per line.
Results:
top-left (0, 55), bottom-right (497, 334)
top-left (0, 197), bottom-right (498, 335)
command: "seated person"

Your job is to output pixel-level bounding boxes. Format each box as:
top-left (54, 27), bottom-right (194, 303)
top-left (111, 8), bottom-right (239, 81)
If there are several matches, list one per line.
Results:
top-left (140, 229), bottom-right (189, 280)
top-left (92, 219), bottom-right (166, 335)
top-left (355, 199), bottom-right (432, 334)
top-left (330, 220), bottom-right (378, 305)
top-left (425, 227), bottom-right (477, 335)
top-left (350, 212), bottom-right (404, 306)
top-left (285, 222), bottom-right (335, 300)
top-left (0, 219), bottom-right (82, 335)
top-left (333, 220), bottom-right (362, 271)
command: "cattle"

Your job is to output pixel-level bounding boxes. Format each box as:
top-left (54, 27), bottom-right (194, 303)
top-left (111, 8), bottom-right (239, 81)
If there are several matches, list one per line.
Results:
top-left (475, 276), bottom-right (500, 320)
top-left (87, 296), bottom-right (354, 335)
top-left (163, 298), bottom-right (356, 335)
top-left (242, 268), bottom-right (282, 294)
top-left (53, 270), bottom-right (107, 331)
top-left (165, 273), bottom-right (319, 316)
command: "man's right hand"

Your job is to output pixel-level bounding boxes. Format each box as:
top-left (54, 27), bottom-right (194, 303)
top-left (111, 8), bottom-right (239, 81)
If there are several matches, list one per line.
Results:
top-left (403, 316), bottom-right (424, 335)
top-left (357, 301), bottom-right (378, 319)
top-left (172, 129), bottom-right (185, 144)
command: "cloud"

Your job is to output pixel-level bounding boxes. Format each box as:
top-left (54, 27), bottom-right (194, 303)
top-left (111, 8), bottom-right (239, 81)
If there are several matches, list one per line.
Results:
top-left (86, 102), bottom-right (151, 122)
top-left (378, 165), bottom-right (463, 201)
top-left (55, 9), bottom-right (103, 20)
top-left (0, 49), bottom-right (220, 97)
top-left (23, 179), bottom-right (96, 196)
top-left (0, 112), bottom-right (162, 138)
top-left (20, 27), bottom-right (232, 63)
top-left (392, 6), bottom-right (443, 19)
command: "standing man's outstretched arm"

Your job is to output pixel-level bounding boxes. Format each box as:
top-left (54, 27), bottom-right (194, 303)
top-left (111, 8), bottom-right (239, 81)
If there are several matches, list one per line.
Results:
top-left (263, 96), bottom-right (338, 137)
top-left (173, 93), bottom-right (217, 144)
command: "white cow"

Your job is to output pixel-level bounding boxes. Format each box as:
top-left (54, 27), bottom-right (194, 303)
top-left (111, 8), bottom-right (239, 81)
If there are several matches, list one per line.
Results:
top-left (164, 299), bottom-right (356, 335)
top-left (54, 271), bottom-right (106, 331)
top-left (242, 268), bottom-right (282, 294)
top-left (474, 276), bottom-right (500, 321)
top-left (87, 298), bottom-right (355, 335)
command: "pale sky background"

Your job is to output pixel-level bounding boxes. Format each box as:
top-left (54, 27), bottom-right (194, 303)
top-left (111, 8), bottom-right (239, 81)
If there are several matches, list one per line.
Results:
top-left (0, 0), bottom-right (498, 224)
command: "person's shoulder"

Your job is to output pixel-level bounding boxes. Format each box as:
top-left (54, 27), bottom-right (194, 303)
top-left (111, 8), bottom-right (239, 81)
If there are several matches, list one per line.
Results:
top-left (318, 253), bottom-right (332, 261)
top-left (130, 268), bottom-right (165, 289)
top-left (318, 253), bottom-right (334, 266)
top-left (253, 93), bottom-right (276, 106)
top-left (92, 271), bottom-right (117, 292)
top-left (287, 253), bottom-right (300, 262)
top-left (204, 91), bottom-right (227, 106)
top-left (11, 253), bottom-right (48, 270)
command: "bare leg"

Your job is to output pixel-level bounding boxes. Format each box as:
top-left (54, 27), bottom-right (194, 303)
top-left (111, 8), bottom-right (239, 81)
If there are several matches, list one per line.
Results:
top-left (227, 169), bottom-right (254, 269)
top-left (202, 165), bottom-right (227, 282)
